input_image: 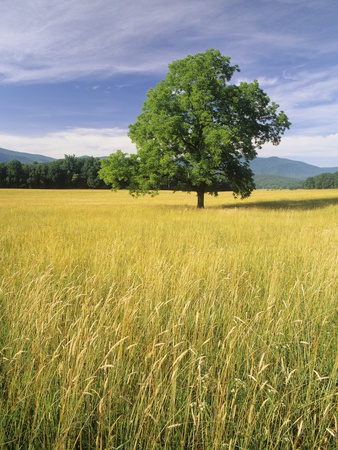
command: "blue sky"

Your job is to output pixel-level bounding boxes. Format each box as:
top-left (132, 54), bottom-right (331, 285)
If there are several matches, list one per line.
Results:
top-left (0, 0), bottom-right (337, 166)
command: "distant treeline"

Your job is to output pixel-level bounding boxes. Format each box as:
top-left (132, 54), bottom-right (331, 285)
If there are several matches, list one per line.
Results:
top-left (254, 175), bottom-right (303, 190)
top-left (0, 155), bottom-right (107, 189)
top-left (303, 171), bottom-right (338, 189)
top-left (1, 155), bottom-right (337, 190)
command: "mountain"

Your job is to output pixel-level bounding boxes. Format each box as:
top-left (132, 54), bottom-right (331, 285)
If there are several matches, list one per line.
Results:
top-left (1, 148), bottom-right (337, 189)
top-left (0, 147), bottom-right (55, 163)
top-left (250, 156), bottom-right (338, 180)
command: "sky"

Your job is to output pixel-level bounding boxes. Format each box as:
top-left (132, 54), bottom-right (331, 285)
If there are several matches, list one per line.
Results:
top-left (0, 0), bottom-right (337, 167)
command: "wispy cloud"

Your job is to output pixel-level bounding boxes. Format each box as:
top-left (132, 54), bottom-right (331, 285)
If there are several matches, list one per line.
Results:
top-left (1, 0), bottom-right (335, 83)
top-left (0, 0), bottom-right (225, 83)
top-left (0, 128), bottom-right (136, 158)
top-left (263, 65), bottom-right (338, 137)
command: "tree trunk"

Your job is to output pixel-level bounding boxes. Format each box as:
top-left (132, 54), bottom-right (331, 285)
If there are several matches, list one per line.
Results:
top-left (197, 190), bottom-right (205, 208)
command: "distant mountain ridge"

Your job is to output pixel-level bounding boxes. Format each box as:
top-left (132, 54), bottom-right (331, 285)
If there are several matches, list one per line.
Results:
top-left (250, 156), bottom-right (338, 179)
top-left (0, 147), bottom-right (54, 163)
top-left (0, 147), bottom-right (337, 181)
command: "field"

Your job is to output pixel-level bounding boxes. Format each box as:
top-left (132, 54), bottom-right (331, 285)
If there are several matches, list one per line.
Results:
top-left (0, 189), bottom-right (337, 449)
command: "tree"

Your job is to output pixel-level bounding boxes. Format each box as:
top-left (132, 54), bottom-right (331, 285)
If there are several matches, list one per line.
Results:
top-left (302, 176), bottom-right (315, 189)
top-left (0, 162), bottom-right (8, 187)
top-left (61, 154), bottom-right (79, 188)
top-left (6, 160), bottom-right (25, 188)
top-left (81, 157), bottom-right (107, 189)
top-left (99, 150), bottom-right (141, 191)
top-left (303, 172), bottom-right (338, 189)
top-left (104, 49), bottom-right (291, 207)
top-left (315, 172), bottom-right (335, 189)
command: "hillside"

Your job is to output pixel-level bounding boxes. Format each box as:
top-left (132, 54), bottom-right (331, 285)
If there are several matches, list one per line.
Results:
top-left (0, 147), bottom-right (55, 163)
top-left (254, 174), bottom-right (303, 190)
top-left (250, 156), bottom-right (338, 180)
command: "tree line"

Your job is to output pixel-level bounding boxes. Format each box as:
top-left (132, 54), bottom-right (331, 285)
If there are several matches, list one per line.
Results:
top-left (303, 172), bottom-right (338, 189)
top-left (0, 155), bottom-right (107, 189)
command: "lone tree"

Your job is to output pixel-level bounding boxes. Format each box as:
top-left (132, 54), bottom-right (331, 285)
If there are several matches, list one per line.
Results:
top-left (100, 49), bottom-right (291, 208)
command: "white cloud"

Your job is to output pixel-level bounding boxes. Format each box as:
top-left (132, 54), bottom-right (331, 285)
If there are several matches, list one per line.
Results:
top-left (257, 76), bottom-right (279, 87)
top-left (1, 127), bottom-right (336, 168)
top-left (261, 133), bottom-right (338, 167)
top-left (0, 128), bottom-right (136, 158)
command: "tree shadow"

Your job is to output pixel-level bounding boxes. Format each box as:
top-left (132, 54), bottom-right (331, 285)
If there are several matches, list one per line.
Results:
top-left (217, 196), bottom-right (338, 211)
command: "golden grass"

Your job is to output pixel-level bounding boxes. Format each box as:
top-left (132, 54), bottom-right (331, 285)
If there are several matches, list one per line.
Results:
top-left (0, 189), bottom-right (337, 449)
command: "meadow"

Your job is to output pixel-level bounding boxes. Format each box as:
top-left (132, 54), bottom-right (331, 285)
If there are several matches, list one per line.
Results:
top-left (0, 188), bottom-right (337, 449)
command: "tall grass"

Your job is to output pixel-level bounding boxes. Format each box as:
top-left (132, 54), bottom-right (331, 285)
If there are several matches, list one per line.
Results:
top-left (0, 189), bottom-right (337, 449)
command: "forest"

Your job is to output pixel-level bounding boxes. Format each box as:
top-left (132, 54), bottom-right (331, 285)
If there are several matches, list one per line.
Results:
top-left (1, 155), bottom-right (338, 191)
top-left (302, 171), bottom-right (338, 189)
top-left (0, 155), bottom-right (106, 189)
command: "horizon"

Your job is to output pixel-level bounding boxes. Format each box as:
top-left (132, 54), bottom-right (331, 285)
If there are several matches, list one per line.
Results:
top-left (0, 0), bottom-right (337, 167)
top-left (1, 147), bottom-right (337, 170)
